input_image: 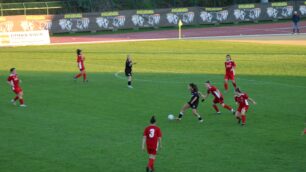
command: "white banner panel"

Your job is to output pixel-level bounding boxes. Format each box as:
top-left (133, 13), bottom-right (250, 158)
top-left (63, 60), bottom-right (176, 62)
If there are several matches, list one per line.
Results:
top-left (0, 30), bottom-right (50, 47)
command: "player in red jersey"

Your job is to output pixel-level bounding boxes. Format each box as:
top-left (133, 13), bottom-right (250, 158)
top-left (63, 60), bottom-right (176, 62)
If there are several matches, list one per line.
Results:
top-left (224, 54), bottom-right (237, 91)
top-left (142, 116), bottom-right (162, 172)
top-left (7, 68), bottom-right (26, 107)
top-left (234, 88), bottom-right (256, 126)
top-left (201, 81), bottom-right (234, 114)
top-left (74, 49), bottom-right (88, 82)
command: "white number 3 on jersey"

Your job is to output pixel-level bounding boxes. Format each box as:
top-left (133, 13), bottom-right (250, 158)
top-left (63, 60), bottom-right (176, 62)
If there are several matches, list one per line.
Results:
top-left (149, 129), bottom-right (155, 138)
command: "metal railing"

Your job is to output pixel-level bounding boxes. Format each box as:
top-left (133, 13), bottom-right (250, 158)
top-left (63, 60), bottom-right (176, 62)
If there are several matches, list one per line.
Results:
top-left (0, 0), bottom-right (298, 16)
top-left (0, 1), bottom-right (65, 16)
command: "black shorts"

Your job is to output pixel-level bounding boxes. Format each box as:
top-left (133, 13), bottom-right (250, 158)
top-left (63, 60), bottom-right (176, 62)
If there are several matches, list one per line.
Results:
top-left (125, 70), bottom-right (132, 77)
top-left (188, 102), bottom-right (198, 109)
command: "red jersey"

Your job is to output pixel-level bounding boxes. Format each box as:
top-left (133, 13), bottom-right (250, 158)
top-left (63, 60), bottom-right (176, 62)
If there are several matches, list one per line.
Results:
top-left (7, 74), bottom-right (20, 89)
top-left (143, 125), bottom-right (162, 148)
top-left (235, 93), bottom-right (249, 107)
top-left (225, 61), bottom-right (236, 75)
top-left (207, 86), bottom-right (223, 99)
top-left (77, 55), bottom-right (85, 70)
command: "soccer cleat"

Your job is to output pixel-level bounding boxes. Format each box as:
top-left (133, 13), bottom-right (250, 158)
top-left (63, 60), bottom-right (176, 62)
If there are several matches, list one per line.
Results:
top-left (20, 104), bottom-right (27, 108)
top-left (216, 111), bottom-right (221, 115)
top-left (199, 119), bottom-right (204, 123)
top-left (11, 99), bottom-right (16, 105)
top-left (83, 80), bottom-right (89, 83)
top-left (128, 85), bottom-right (133, 89)
top-left (146, 167), bottom-right (153, 172)
top-left (237, 118), bottom-right (241, 124)
top-left (241, 123), bottom-right (246, 126)
top-left (232, 110), bottom-right (236, 115)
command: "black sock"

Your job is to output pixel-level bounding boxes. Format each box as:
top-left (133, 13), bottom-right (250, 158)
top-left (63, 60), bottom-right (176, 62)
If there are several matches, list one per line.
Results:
top-left (178, 112), bottom-right (183, 119)
top-left (198, 117), bottom-right (202, 121)
top-left (128, 81), bottom-right (131, 86)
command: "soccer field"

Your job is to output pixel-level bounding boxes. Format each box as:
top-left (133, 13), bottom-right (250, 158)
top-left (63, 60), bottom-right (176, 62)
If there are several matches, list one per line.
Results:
top-left (0, 40), bottom-right (305, 172)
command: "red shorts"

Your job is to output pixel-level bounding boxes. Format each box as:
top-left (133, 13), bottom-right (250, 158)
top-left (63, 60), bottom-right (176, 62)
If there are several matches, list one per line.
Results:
top-left (237, 105), bottom-right (249, 113)
top-left (79, 66), bottom-right (85, 71)
top-left (78, 63), bottom-right (85, 71)
top-left (13, 87), bottom-right (22, 94)
top-left (147, 147), bottom-right (157, 155)
top-left (213, 97), bottom-right (224, 104)
top-left (225, 73), bottom-right (235, 80)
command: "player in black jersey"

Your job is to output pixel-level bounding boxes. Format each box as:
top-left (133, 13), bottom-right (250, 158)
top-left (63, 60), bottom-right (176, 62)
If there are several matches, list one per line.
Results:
top-left (125, 55), bottom-right (136, 88)
top-left (176, 83), bottom-right (204, 123)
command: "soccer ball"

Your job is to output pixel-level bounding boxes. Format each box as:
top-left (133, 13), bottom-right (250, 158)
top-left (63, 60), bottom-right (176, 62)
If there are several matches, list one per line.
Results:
top-left (168, 114), bottom-right (175, 120)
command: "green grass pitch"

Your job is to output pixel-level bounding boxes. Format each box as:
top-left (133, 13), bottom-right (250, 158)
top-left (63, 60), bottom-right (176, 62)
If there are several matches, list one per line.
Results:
top-left (0, 40), bottom-right (305, 172)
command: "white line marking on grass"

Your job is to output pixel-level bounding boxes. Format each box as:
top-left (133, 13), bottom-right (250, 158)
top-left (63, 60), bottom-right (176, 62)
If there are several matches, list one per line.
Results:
top-left (115, 71), bottom-right (306, 89)
top-left (238, 78), bottom-right (306, 89)
top-left (49, 33), bottom-right (306, 46)
top-left (114, 71), bottom-right (187, 84)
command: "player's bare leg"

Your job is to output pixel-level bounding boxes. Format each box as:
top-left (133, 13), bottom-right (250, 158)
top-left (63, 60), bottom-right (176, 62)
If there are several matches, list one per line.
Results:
top-left (224, 79), bottom-right (229, 91)
top-left (177, 104), bottom-right (190, 121)
top-left (18, 92), bottom-right (26, 107)
top-left (235, 111), bottom-right (242, 124)
top-left (240, 108), bottom-right (247, 126)
top-left (212, 103), bottom-right (221, 114)
top-left (147, 154), bottom-right (156, 172)
top-left (231, 79), bottom-right (237, 90)
top-left (221, 103), bottom-right (235, 114)
top-left (192, 109), bottom-right (203, 123)
top-left (128, 76), bottom-right (133, 88)
top-left (11, 95), bottom-right (19, 105)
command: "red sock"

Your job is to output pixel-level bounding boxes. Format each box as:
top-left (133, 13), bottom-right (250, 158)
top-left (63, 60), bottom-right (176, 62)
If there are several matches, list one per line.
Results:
top-left (304, 129), bottom-right (306, 134)
top-left (223, 104), bottom-right (232, 111)
top-left (148, 158), bottom-right (155, 169)
top-left (83, 73), bottom-right (87, 81)
top-left (19, 99), bottom-right (24, 105)
top-left (224, 82), bottom-right (228, 91)
top-left (213, 105), bottom-right (220, 112)
top-left (14, 96), bottom-right (19, 101)
top-left (75, 73), bottom-right (82, 78)
top-left (241, 115), bottom-right (246, 124)
top-left (233, 82), bottom-right (237, 89)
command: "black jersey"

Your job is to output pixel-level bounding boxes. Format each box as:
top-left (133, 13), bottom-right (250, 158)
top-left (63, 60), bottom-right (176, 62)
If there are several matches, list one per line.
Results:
top-left (188, 91), bottom-right (199, 109)
top-left (125, 60), bottom-right (132, 76)
top-left (125, 60), bottom-right (132, 72)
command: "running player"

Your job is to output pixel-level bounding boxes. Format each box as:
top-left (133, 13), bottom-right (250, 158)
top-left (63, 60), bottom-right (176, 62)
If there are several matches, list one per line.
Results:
top-left (201, 81), bottom-right (235, 114)
top-left (125, 55), bottom-right (136, 88)
top-left (142, 116), bottom-right (162, 172)
top-left (74, 49), bottom-right (88, 82)
top-left (224, 54), bottom-right (237, 91)
top-left (7, 68), bottom-right (26, 107)
top-left (177, 83), bottom-right (204, 123)
top-left (234, 88), bottom-right (256, 126)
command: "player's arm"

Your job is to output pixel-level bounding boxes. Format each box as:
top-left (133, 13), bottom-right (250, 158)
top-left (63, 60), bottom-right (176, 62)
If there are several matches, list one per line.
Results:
top-left (7, 81), bottom-right (13, 87)
top-left (190, 96), bottom-right (198, 104)
top-left (232, 62), bottom-right (236, 74)
top-left (7, 78), bottom-right (13, 87)
top-left (199, 92), bottom-right (207, 102)
top-left (157, 137), bottom-right (162, 151)
top-left (142, 136), bottom-right (146, 151)
top-left (248, 97), bottom-right (256, 105)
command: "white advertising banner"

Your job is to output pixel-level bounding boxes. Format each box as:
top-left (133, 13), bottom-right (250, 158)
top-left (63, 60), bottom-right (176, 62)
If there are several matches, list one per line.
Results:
top-left (0, 30), bottom-right (50, 47)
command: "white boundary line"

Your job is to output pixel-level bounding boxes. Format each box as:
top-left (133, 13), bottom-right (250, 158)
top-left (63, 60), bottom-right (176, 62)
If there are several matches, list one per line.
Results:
top-left (50, 33), bottom-right (306, 46)
top-left (114, 71), bottom-right (306, 89)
